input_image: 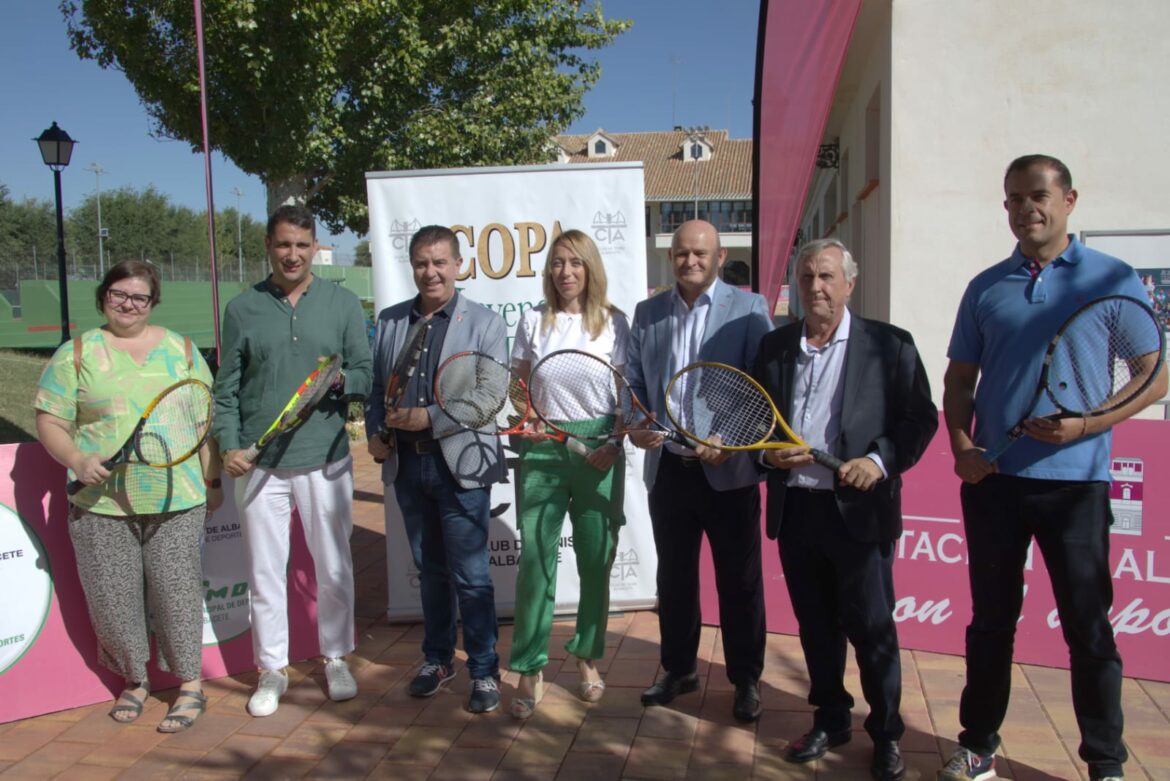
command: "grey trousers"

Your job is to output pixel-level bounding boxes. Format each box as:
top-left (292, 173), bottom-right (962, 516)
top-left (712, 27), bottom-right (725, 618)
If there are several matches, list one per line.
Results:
top-left (68, 503), bottom-right (206, 683)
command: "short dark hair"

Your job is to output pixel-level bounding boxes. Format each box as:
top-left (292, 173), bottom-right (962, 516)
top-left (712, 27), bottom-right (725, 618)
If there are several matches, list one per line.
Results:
top-left (96, 259), bottom-right (161, 312)
top-left (266, 204), bottom-right (316, 238)
top-left (409, 225), bottom-right (460, 261)
top-left (1004, 154), bottom-right (1073, 193)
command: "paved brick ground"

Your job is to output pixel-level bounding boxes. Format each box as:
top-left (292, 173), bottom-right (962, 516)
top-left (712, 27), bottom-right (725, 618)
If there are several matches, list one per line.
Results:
top-left (2, 449), bottom-right (1167, 780)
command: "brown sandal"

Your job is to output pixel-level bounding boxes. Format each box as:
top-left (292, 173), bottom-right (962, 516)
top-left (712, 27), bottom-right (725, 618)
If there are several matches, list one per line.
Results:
top-left (157, 689), bottom-right (207, 733)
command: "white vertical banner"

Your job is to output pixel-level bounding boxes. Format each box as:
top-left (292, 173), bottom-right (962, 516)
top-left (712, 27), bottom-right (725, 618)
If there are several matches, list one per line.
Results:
top-left (366, 163), bottom-right (658, 621)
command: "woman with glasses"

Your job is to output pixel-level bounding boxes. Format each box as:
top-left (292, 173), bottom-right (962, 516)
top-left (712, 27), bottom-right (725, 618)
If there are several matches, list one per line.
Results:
top-left (35, 260), bottom-right (221, 733)
top-left (507, 230), bottom-right (629, 719)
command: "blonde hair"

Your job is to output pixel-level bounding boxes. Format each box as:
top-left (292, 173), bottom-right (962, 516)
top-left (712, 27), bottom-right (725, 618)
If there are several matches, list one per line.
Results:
top-left (541, 229), bottom-right (616, 340)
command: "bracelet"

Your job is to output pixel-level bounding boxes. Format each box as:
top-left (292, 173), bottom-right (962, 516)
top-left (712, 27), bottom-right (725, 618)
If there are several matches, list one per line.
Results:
top-left (1080, 417), bottom-right (1088, 438)
top-left (204, 477), bottom-right (222, 489)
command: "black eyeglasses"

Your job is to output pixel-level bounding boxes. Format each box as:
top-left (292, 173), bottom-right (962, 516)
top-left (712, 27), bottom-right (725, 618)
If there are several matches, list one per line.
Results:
top-left (106, 289), bottom-right (154, 309)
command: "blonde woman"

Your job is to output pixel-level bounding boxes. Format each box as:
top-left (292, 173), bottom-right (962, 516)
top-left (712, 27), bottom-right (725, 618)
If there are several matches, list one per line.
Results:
top-left (507, 230), bottom-right (629, 718)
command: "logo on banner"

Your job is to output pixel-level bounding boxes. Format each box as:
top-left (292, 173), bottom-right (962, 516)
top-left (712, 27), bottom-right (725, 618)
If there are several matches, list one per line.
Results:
top-left (1110, 457), bottom-right (1144, 535)
top-left (0, 504), bottom-right (52, 675)
top-left (610, 547), bottom-right (640, 591)
top-left (591, 210), bottom-right (628, 252)
top-left (389, 218), bottom-right (423, 258)
top-left (201, 507), bottom-right (252, 646)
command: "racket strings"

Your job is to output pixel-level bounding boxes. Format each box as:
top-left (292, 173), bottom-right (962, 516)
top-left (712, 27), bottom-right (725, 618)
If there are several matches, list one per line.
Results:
top-left (1048, 300), bottom-right (1162, 412)
top-left (136, 383), bottom-right (213, 465)
top-left (679, 365), bottom-right (774, 446)
top-left (436, 354), bottom-right (513, 430)
top-left (286, 357), bottom-right (342, 422)
top-left (529, 351), bottom-right (621, 439)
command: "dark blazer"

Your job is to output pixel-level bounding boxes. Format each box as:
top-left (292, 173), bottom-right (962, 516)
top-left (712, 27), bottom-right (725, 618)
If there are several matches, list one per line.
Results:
top-left (753, 312), bottom-right (938, 543)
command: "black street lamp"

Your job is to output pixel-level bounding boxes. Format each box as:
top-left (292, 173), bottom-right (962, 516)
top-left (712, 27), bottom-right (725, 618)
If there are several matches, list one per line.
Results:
top-left (34, 122), bottom-right (77, 344)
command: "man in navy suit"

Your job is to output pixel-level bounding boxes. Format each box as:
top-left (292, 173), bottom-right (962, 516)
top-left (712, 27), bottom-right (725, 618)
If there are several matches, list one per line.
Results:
top-left (753, 239), bottom-right (937, 781)
top-left (626, 219), bottom-right (773, 723)
top-left (366, 225), bottom-right (507, 715)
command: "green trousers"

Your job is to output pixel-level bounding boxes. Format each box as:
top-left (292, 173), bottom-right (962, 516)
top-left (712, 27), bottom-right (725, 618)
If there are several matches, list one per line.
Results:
top-left (508, 436), bottom-right (625, 674)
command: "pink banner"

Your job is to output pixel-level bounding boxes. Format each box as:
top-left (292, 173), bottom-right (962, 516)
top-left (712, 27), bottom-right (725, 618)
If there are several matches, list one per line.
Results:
top-left (0, 444), bottom-right (323, 723)
top-left (699, 415), bottom-right (1170, 683)
top-left (753, 0), bottom-right (863, 309)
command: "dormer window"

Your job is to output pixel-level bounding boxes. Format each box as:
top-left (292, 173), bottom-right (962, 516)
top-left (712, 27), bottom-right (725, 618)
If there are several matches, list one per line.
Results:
top-left (690, 142), bottom-right (703, 160)
top-left (595, 139), bottom-right (607, 155)
top-left (681, 133), bottom-right (712, 162)
top-left (587, 130), bottom-right (618, 159)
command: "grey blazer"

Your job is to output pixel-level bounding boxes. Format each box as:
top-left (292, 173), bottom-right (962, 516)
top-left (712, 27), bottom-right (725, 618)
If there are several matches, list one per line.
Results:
top-left (626, 279), bottom-right (774, 491)
top-left (365, 293), bottom-right (507, 489)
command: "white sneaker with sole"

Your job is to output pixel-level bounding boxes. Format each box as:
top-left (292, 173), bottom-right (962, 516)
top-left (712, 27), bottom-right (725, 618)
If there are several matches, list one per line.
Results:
top-left (325, 658), bottom-right (357, 702)
top-left (247, 669), bottom-right (289, 717)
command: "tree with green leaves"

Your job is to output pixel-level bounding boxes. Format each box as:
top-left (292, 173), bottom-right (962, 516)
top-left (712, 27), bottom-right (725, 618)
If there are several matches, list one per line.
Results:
top-left (62, 0), bottom-right (629, 235)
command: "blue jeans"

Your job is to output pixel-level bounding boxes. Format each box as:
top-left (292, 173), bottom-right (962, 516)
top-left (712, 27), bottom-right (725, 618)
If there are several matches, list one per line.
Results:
top-left (394, 450), bottom-right (499, 680)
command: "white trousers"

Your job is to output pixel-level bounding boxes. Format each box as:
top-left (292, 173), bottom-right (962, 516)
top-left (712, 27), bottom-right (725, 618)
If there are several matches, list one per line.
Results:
top-left (237, 455), bottom-right (356, 671)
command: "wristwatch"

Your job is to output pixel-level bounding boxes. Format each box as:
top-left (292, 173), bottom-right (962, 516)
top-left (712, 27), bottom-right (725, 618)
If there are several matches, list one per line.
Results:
top-left (204, 477), bottom-right (222, 489)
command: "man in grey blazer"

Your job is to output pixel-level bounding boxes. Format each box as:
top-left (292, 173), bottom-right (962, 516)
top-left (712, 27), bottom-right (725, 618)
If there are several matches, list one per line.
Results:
top-left (626, 219), bottom-right (773, 723)
top-left (366, 225), bottom-right (507, 714)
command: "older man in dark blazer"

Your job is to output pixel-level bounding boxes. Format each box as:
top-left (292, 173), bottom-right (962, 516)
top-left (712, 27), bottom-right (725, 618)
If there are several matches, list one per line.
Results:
top-left (753, 239), bottom-right (937, 781)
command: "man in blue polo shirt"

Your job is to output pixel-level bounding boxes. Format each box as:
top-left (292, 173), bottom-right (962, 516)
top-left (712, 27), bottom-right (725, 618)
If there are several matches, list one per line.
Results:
top-left (939, 155), bottom-right (1168, 781)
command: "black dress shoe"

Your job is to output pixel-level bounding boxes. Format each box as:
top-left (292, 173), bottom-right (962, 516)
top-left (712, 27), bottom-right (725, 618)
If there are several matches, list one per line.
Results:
top-left (784, 728), bottom-right (852, 763)
top-left (640, 671), bottom-right (699, 706)
top-left (732, 681), bottom-right (761, 723)
top-left (870, 740), bottom-right (905, 781)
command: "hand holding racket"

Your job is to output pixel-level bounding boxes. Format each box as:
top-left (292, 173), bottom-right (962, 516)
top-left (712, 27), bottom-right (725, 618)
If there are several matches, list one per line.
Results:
top-left (66, 379), bottom-right (214, 495)
top-left (981, 294), bottom-right (1165, 463)
top-left (665, 361), bottom-right (845, 471)
top-left (432, 350), bottom-right (609, 459)
top-left (374, 319), bottom-right (429, 463)
top-left (239, 354), bottom-right (342, 464)
top-left (528, 349), bottom-right (689, 458)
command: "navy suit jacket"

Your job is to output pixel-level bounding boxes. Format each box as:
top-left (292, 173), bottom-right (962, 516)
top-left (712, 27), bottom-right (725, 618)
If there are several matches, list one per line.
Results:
top-left (365, 293), bottom-right (507, 489)
top-left (626, 280), bottom-right (774, 491)
top-left (753, 313), bottom-right (938, 542)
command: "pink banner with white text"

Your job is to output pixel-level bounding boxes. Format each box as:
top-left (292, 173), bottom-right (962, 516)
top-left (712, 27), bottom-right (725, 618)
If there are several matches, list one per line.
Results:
top-left (0, 444), bottom-right (323, 723)
top-left (699, 415), bottom-right (1170, 683)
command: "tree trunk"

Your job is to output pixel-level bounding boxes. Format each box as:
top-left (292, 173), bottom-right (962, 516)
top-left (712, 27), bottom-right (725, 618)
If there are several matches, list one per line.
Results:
top-left (264, 175), bottom-right (310, 216)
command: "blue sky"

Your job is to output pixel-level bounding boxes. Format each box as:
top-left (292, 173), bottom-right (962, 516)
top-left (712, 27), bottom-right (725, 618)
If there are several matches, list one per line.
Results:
top-left (0, 1), bottom-right (758, 258)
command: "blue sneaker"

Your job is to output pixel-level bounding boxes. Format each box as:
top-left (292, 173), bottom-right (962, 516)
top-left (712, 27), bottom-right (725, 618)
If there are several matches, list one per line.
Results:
top-left (408, 662), bottom-right (455, 697)
top-left (938, 747), bottom-right (996, 780)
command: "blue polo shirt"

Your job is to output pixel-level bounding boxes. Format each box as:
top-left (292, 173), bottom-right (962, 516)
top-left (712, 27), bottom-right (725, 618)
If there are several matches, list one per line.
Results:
top-left (947, 235), bottom-right (1146, 481)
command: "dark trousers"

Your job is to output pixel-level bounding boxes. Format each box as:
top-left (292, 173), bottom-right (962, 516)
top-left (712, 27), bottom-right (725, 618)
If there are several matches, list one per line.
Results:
top-left (958, 475), bottom-right (1125, 778)
top-left (647, 451), bottom-right (765, 686)
top-left (778, 488), bottom-right (904, 741)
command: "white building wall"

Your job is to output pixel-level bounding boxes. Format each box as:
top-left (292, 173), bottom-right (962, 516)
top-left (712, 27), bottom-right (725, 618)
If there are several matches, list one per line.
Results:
top-left (886, 0), bottom-right (1170, 398)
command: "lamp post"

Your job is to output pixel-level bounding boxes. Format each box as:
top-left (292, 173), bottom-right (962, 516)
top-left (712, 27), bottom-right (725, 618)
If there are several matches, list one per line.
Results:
top-left (85, 163), bottom-right (107, 276)
top-left (230, 186), bottom-right (244, 282)
top-left (35, 122), bottom-right (76, 344)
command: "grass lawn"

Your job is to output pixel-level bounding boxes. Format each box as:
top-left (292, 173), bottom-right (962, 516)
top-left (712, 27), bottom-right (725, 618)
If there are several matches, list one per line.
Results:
top-left (0, 349), bottom-right (52, 443)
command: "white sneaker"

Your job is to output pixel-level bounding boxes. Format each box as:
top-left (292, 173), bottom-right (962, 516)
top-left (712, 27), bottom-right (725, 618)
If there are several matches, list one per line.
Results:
top-left (247, 669), bottom-right (288, 717)
top-left (325, 658), bottom-right (357, 702)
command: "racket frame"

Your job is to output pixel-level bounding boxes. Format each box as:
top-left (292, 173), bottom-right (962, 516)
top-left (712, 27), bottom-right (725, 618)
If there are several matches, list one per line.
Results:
top-left (65, 378), bottom-right (214, 495)
top-left (665, 361), bottom-right (845, 471)
top-left (982, 294), bottom-right (1166, 463)
top-left (243, 354), bottom-right (343, 462)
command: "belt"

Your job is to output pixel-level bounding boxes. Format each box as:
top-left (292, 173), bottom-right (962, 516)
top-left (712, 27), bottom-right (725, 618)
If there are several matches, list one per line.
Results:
top-left (400, 439), bottom-right (440, 455)
top-left (787, 485), bottom-right (834, 494)
top-left (663, 449), bottom-right (702, 467)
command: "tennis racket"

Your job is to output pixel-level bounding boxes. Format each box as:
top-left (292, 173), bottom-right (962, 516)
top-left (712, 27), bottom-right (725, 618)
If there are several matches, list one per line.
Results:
top-left (528, 349), bottom-right (689, 455)
top-left (66, 379), bottom-right (214, 495)
top-left (981, 294), bottom-right (1165, 463)
top-left (432, 349), bottom-right (553, 439)
top-left (374, 319), bottom-right (429, 463)
top-left (241, 354), bottom-right (343, 462)
top-left (664, 361), bottom-right (845, 470)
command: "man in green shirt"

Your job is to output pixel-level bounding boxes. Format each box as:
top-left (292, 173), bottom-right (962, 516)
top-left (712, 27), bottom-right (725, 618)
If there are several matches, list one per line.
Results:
top-left (213, 205), bottom-right (372, 718)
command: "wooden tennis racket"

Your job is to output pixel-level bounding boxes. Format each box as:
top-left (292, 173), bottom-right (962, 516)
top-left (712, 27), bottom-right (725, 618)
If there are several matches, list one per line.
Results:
top-left (66, 379), bottom-right (214, 495)
top-left (241, 354), bottom-right (342, 462)
top-left (374, 319), bottom-right (429, 463)
top-left (665, 361), bottom-right (845, 470)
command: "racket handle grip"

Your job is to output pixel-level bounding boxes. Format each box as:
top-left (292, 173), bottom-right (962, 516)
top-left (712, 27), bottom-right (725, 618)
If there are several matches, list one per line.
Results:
top-left (566, 437), bottom-right (594, 458)
top-left (811, 449), bottom-right (845, 472)
top-left (65, 478), bottom-right (85, 496)
top-left (373, 429), bottom-right (393, 464)
top-left (241, 445), bottom-right (261, 463)
top-left (665, 431), bottom-right (690, 448)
